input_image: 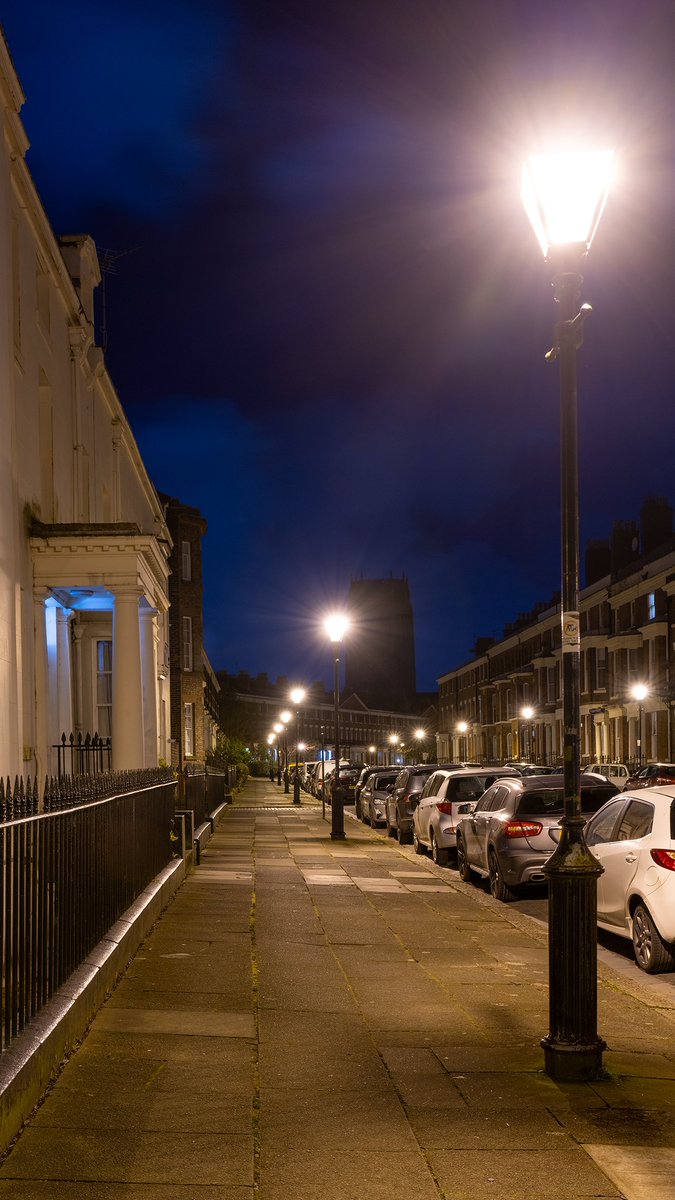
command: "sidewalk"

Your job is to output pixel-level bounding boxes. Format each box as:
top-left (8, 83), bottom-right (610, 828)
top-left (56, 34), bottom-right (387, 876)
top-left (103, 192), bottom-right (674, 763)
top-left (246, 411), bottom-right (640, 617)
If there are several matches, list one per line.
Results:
top-left (1, 775), bottom-right (675, 1198)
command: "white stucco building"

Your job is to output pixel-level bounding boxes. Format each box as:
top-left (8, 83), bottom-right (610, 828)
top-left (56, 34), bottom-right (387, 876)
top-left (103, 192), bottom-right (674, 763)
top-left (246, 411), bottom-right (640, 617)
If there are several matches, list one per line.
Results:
top-left (0, 32), bottom-right (172, 781)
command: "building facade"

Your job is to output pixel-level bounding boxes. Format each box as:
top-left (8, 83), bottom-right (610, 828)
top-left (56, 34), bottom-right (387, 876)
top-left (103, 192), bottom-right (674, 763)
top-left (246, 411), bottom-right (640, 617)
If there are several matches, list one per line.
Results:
top-left (437, 499), bottom-right (675, 769)
top-left (1, 33), bottom-right (172, 780)
top-left (163, 496), bottom-right (221, 768)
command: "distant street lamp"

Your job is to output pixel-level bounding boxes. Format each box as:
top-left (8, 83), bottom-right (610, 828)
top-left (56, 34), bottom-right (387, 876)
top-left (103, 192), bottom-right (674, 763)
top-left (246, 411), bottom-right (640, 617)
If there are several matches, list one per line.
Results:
top-left (631, 683), bottom-right (649, 767)
top-left (388, 733), bottom-right (400, 766)
top-left (414, 728), bottom-right (426, 763)
top-left (289, 687), bottom-right (306, 805)
top-left (522, 144), bottom-right (613, 1082)
top-left (279, 710), bottom-right (292, 793)
top-left (368, 745), bottom-right (376, 764)
top-left (273, 722), bottom-right (284, 785)
top-left (324, 614), bottom-right (349, 839)
top-left (456, 720), bottom-right (468, 762)
top-left (521, 706), bottom-right (535, 761)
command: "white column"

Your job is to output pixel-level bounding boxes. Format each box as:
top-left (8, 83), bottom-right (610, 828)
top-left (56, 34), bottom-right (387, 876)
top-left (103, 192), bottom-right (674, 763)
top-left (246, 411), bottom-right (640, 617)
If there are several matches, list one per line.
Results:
top-left (140, 606), bottom-right (159, 768)
top-left (33, 589), bottom-right (50, 786)
top-left (56, 607), bottom-right (73, 741)
top-left (112, 586), bottom-right (144, 769)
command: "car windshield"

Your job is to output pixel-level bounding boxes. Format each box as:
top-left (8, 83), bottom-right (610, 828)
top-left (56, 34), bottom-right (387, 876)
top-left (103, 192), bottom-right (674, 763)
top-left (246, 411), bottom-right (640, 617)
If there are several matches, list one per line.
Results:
top-left (516, 784), bottom-right (617, 816)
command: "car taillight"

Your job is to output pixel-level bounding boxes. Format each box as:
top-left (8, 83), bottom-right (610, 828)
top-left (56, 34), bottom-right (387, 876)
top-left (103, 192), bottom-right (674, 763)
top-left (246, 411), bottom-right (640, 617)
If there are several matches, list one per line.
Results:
top-left (504, 820), bottom-right (543, 838)
top-left (436, 802), bottom-right (453, 814)
top-left (653, 776), bottom-right (675, 787)
top-left (650, 849), bottom-right (675, 871)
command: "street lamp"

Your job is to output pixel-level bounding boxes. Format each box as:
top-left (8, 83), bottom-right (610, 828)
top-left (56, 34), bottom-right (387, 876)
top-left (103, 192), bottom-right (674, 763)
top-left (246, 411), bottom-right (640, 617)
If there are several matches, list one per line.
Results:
top-left (631, 683), bottom-right (649, 768)
top-left (521, 706), bottom-right (535, 761)
top-left (388, 733), bottom-right (400, 766)
top-left (273, 723), bottom-right (284, 785)
top-left (414, 728), bottom-right (426, 763)
top-left (324, 614), bottom-right (349, 839)
top-left (289, 687), bottom-right (306, 804)
top-left (522, 145), bottom-right (613, 1082)
top-left (279, 710), bottom-right (292, 793)
top-left (456, 720), bottom-right (468, 762)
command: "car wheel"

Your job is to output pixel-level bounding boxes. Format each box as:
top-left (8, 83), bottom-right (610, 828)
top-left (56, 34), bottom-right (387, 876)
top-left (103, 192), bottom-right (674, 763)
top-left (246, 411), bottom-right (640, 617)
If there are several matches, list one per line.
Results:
top-left (488, 849), bottom-right (517, 902)
top-left (430, 831), bottom-right (449, 867)
top-left (632, 903), bottom-right (675, 974)
top-left (413, 830), bottom-right (425, 855)
top-left (456, 835), bottom-right (474, 883)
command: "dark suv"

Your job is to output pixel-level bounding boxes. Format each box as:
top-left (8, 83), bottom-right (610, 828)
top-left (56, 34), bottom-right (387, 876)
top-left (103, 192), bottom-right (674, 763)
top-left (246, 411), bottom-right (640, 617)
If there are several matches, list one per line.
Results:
top-left (385, 765), bottom-right (442, 843)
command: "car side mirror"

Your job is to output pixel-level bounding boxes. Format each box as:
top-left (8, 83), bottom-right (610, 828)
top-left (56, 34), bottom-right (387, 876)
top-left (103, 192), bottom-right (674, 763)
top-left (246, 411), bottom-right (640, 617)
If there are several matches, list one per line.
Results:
top-left (457, 802), bottom-right (473, 815)
top-left (409, 791), bottom-right (422, 809)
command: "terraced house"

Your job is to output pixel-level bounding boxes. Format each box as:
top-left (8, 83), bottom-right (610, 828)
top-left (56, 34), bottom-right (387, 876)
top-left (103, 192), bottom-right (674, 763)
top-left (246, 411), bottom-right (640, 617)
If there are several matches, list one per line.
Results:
top-left (437, 497), bottom-right (675, 768)
top-left (0, 32), bottom-right (172, 782)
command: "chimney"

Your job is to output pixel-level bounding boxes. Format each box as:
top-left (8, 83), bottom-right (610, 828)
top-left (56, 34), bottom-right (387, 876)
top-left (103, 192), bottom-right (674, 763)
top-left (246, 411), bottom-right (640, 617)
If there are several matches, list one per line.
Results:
top-left (610, 521), bottom-right (639, 575)
top-left (641, 496), bottom-right (673, 557)
top-left (585, 539), bottom-right (611, 586)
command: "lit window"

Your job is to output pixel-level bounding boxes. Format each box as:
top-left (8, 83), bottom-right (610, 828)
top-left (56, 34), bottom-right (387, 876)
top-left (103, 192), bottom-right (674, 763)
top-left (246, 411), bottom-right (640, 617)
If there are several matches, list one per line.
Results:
top-left (184, 703), bottom-right (194, 757)
top-left (96, 640), bottom-right (113, 737)
top-left (648, 592), bottom-right (656, 621)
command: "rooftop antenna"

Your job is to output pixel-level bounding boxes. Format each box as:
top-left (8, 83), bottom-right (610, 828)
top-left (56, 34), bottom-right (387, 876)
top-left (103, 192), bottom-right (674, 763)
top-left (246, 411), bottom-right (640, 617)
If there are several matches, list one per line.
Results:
top-left (97, 245), bottom-right (139, 352)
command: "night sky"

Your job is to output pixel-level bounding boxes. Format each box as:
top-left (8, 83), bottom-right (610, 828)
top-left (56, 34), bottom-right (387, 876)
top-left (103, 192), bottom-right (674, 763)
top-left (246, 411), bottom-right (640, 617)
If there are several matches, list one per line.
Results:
top-left (4, 1), bottom-right (675, 693)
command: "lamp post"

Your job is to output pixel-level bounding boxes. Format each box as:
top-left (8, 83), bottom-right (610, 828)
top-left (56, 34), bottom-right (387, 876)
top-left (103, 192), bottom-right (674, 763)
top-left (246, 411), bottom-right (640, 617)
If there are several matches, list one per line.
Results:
top-left (289, 687), bottom-right (306, 805)
top-left (273, 723), bottom-right (284, 785)
top-left (414, 728), bottom-right (426, 763)
top-left (324, 614), bottom-right (349, 839)
top-left (631, 683), bottom-right (648, 768)
top-left (388, 733), bottom-right (399, 766)
top-left (456, 720), bottom-right (468, 763)
top-left (522, 145), bottom-right (614, 1082)
top-left (521, 706), bottom-right (535, 762)
top-left (279, 710), bottom-right (291, 793)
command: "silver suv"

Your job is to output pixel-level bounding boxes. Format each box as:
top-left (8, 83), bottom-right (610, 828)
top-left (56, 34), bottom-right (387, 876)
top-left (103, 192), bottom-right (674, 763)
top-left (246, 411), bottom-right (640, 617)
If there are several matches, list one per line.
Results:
top-left (456, 774), bottom-right (618, 901)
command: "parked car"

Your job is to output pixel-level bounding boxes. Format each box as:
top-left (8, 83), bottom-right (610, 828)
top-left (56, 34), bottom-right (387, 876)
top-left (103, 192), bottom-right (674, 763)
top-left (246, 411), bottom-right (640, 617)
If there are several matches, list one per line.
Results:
top-left (623, 763), bottom-right (675, 792)
top-left (355, 765), bottom-right (390, 818)
top-left (385, 765), bottom-right (441, 843)
top-left (586, 763), bottom-right (631, 790)
top-left (456, 774), bottom-right (619, 902)
top-left (585, 785), bottom-right (675, 973)
top-left (360, 770), bottom-right (399, 828)
top-left (412, 767), bottom-right (520, 865)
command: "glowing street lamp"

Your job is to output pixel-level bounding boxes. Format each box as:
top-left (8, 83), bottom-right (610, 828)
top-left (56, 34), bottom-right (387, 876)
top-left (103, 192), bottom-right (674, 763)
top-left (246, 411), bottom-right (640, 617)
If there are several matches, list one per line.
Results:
top-left (456, 720), bottom-right (468, 762)
top-left (324, 614), bottom-right (349, 839)
top-left (521, 706), bottom-right (535, 761)
top-left (522, 144), bottom-right (613, 1082)
top-left (631, 683), bottom-right (649, 767)
top-left (414, 728), bottom-right (427, 763)
top-left (289, 686), bottom-right (306, 804)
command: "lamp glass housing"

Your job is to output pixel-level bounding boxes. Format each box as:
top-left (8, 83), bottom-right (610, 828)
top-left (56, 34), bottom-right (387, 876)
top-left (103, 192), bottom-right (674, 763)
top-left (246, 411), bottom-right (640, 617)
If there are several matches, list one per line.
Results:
top-left (521, 149), bottom-right (614, 258)
top-left (325, 614), bottom-right (349, 643)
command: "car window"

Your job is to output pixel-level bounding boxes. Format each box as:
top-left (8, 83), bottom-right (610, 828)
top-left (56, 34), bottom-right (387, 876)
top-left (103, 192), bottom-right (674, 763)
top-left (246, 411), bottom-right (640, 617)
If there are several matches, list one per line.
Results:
top-left (373, 773), bottom-right (397, 790)
top-left (580, 784), bottom-right (618, 813)
top-left (616, 800), bottom-right (654, 840)
top-left (476, 784), bottom-right (510, 812)
top-left (586, 799), bottom-right (626, 846)
top-left (421, 773), bottom-right (441, 798)
top-left (516, 790), bottom-right (564, 816)
top-left (450, 775), bottom-right (488, 801)
top-left (473, 786), bottom-right (498, 813)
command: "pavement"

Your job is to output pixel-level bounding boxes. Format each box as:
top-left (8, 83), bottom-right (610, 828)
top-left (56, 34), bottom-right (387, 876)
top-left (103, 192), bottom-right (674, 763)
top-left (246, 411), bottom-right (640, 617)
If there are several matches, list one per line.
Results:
top-left (1, 775), bottom-right (675, 1199)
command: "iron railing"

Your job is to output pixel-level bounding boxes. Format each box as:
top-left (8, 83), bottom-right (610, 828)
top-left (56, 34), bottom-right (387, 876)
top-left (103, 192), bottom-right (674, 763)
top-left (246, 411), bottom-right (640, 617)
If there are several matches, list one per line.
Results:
top-left (53, 732), bottom-right (112, 779)
top-left (181, 764), bottom-right (235, 827)
top-left (0, 774), bottom-right (177, 1052)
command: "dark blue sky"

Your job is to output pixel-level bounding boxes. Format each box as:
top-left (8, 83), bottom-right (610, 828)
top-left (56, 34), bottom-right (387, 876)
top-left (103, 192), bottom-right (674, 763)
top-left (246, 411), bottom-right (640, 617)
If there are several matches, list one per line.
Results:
top-left (5, 1), bottom-right (675, 691)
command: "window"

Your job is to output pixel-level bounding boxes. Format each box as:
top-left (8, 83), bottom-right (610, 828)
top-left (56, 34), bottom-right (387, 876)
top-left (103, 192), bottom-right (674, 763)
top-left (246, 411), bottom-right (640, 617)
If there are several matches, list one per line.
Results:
top-left (596, 647), bottom-right (607, 691)
top-left (96, 640), bottom-right (113, 737)
top-left (648, 592), bottom-right (656, 621)
top-left (182, 616), bottom-right (193, 670)
top-left (181, 540), bottom-right (192, 581)
top-left (617, 800), bottom-right (653, 841)
top-left (586, 799), bottom-right (625, 846)
top-left (184, 703), bottom-right (194, 757)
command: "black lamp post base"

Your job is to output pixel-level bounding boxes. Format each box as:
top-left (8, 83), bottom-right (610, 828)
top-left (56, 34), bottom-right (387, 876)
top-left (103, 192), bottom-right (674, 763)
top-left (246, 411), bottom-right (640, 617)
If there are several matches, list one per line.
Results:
top-left (330, 830), bottom-right (346, 840)
top-left (541, 1035), bottom-right (607, 1082)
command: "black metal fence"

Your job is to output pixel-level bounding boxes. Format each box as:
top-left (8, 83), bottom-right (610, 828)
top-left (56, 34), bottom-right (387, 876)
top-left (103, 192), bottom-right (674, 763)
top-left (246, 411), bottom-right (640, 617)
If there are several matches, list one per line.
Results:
top-left (181, 765), bottom-right (235, 827)
top-left (0, 772), bottom-right (177, 1052)
top-left (53, 732), bottom-right (112, 779)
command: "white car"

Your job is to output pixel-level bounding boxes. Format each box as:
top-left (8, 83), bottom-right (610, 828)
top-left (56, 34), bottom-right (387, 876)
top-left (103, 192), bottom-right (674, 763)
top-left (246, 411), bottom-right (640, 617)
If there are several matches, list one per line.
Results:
top-left (412, 767), bottom-right (519, 865)
top-left (585, 784), bottom-right (675, 973)
top-left (586, 762), bottom-right (631, 790)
